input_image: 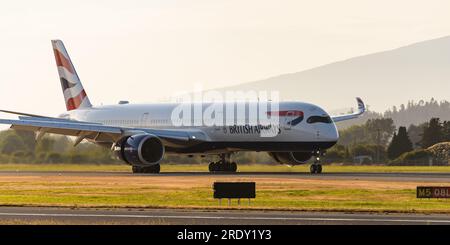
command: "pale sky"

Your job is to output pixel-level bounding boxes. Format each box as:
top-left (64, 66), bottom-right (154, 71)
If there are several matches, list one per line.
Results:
top-left (1, 0), bottom-right (450, 116)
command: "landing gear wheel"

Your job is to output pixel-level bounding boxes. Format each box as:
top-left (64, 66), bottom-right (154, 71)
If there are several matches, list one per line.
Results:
top-left (230, 162), bottom-right (237, 172)
top-left (208, 154), bottom-right (238, 173)
top-left (208, 162), bottom-right (217, 172)
top-left (132, 166), bottom-right (142, 173)
top-left (151, 164), bottom-right (161, 173)
top-left (209, 162), bottom-right (220, 172)
top-left (309, 149), bottom-right (323, 174)
top-left (132, 164), bottom-right (160, 174)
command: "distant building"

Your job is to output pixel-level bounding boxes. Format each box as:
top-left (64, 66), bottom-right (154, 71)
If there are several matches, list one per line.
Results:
top-left (353, 155), bottom-right (372, 165)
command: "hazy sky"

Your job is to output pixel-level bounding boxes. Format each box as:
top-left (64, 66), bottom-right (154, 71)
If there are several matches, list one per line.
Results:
top-left (1, 0), bottom-right (450, 116)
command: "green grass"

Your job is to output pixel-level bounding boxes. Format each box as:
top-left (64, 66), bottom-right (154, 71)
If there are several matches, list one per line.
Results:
top-left (0, 184), bottom-right (449, 213)
top-left (0, 163), bottom-right (449, 213)
top-left (0, 163), bottom-right (450, 173)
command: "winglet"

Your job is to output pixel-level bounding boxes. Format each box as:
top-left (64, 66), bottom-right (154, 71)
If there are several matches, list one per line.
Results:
top-left (330, 97), bottom-right (366, 123)
top-left (356, 97), bottom-right (365, 115)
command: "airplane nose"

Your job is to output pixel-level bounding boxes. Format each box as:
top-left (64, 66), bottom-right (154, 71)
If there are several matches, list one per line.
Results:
top-left (328, 124), bottom-right (339, 142)
top-left (332, 126), bottom-right (339, 141)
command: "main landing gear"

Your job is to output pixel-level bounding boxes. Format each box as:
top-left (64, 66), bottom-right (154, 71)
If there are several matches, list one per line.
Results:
top-left (132, 164), bottom-right (161, 174)
top-left (208, 153), bottom-right (238, 173)
top-left (310, 150), bottom-right (323, 174)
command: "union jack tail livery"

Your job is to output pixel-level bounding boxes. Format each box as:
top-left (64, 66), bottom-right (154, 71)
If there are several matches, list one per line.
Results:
top-left (52, 40), bottom-right (92, 111)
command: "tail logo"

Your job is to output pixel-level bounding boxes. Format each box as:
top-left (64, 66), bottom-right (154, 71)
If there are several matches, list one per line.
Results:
top-left (52, 40), bottom-right (92, 111)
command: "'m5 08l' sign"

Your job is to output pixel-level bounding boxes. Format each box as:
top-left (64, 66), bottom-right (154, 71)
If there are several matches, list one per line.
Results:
top-left (417, 187), bottom-right (450, 198)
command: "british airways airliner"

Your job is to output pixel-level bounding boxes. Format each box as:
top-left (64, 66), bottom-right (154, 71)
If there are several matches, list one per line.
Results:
top-left (0, 40), bottom-right (365, 174)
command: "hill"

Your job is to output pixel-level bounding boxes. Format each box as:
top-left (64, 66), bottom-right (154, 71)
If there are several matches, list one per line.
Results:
top-left (216, 36), bottom-right (450, 113)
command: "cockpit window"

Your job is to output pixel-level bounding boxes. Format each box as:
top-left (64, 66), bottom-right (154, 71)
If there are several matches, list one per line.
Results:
top-left (307, 115), bottom-right (332, 124)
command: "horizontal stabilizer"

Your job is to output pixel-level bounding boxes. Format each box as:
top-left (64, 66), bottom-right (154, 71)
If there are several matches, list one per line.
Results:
top-left (0, 109), bottom-right (52, 118)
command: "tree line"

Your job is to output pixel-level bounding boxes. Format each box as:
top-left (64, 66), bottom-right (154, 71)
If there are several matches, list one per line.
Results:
top-left (0, 130), bottom-right (117, 164)
top-left (337, 98), bottom-right (450, 129)
top-left (326, 117), bottom-right (450, 165)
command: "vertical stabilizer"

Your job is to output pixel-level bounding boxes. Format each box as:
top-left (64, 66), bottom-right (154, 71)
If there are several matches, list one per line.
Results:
top-left (52, 40), bottom-right (92, 111)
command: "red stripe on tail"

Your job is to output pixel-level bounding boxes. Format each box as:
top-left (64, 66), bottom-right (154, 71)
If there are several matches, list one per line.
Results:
top-left (53, 49), bottom-right (75, 74)
top-left (66, 90), bottom-right (87, 111)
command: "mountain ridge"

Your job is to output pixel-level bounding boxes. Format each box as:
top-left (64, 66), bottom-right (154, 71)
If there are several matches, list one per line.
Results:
top-left (216, 35), bottom-right (450, 113)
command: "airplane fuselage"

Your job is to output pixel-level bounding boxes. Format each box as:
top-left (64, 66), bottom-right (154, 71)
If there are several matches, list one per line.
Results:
top-left (62, 101), bottom-right (339, 154)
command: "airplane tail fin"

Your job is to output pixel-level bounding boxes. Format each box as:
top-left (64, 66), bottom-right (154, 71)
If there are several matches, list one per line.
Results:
top-left (51, 40), bottom-right (92, 111)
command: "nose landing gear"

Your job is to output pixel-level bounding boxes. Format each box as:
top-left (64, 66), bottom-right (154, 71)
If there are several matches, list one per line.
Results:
top-left (208, 153), bottom-right (238, 173)
top-left (310, 150), bottom-right (323, 174)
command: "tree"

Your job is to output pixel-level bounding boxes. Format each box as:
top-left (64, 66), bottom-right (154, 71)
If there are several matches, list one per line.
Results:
top-left (0, 132), bottom-right (28, 155)
top-left (15, 131), bottom-right (36, 152)
top-left (407, 123), bottom-right (426, 148)
top-left (365, 118), bottom-right (396, 146)
top-left (35, 137), bottom-right (55, 153)
top-left (388, 127), bottom-right (414, 160)
top-left (421, 118), bottom-right (442, 148)
top-left (442, 121), bottom-right (450, 142)
top-left (387, 132), bottom-right (398, 160)
top-left (338, 118), bottom-right (395, 146)
top-left (396, 126), bottom-right (413, 155)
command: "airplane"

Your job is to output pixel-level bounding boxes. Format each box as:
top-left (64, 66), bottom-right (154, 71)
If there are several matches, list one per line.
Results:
top-left (0, 40), bottom-right (365, 174)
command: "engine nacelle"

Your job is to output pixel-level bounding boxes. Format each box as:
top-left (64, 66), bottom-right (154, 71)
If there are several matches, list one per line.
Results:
top-left (113, 134), bottom-right (164, 166)
top-left (268, 152), bottom-right (313, 165)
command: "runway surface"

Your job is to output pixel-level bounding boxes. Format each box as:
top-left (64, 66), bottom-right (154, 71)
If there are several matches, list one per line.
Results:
top-left (0, 206), bottom-right (449, 225)
top-left (1, 170), bottom-right (450, 182)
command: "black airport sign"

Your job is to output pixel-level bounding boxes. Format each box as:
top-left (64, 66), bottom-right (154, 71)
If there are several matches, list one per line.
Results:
top-left (417, 186), bottom-right (450, 198)
top-left (213, 182), bottom-right (256, 199)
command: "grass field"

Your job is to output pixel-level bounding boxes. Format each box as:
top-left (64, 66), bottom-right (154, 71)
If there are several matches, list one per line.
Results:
top-left (0, 163), bottom-right (450, 213)
top-left (1, 163), bottom-right (450, 173)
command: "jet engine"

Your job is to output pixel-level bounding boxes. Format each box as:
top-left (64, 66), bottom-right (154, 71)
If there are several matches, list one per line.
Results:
top-left (268, 152), bottom-right (313, 165)
top-left (113, 134), bottom-right (164, 166)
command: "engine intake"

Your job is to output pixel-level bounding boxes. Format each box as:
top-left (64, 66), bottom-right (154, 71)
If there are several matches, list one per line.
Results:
top-left (268, 152), bottom-right (312, 165)
top-left (114, 134), bottom-right (164, 166)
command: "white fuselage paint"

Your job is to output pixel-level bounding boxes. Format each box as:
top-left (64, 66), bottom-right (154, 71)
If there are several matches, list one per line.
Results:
top-left (61, 101), bottom-right (339, 153)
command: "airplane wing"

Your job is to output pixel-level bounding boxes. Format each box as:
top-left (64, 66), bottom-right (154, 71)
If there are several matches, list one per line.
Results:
top-left (330, 97), bottom-right (366, 122)
top-left (0, 117), bottom-right (207, 148)
top-left (0, 109), bottom-right (53, 118)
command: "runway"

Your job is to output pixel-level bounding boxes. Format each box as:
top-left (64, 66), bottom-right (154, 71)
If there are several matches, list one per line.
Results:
top-left (0, 170), bottom-right (450, 182)
top-left (0, 206), bottom-right (449, 225)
